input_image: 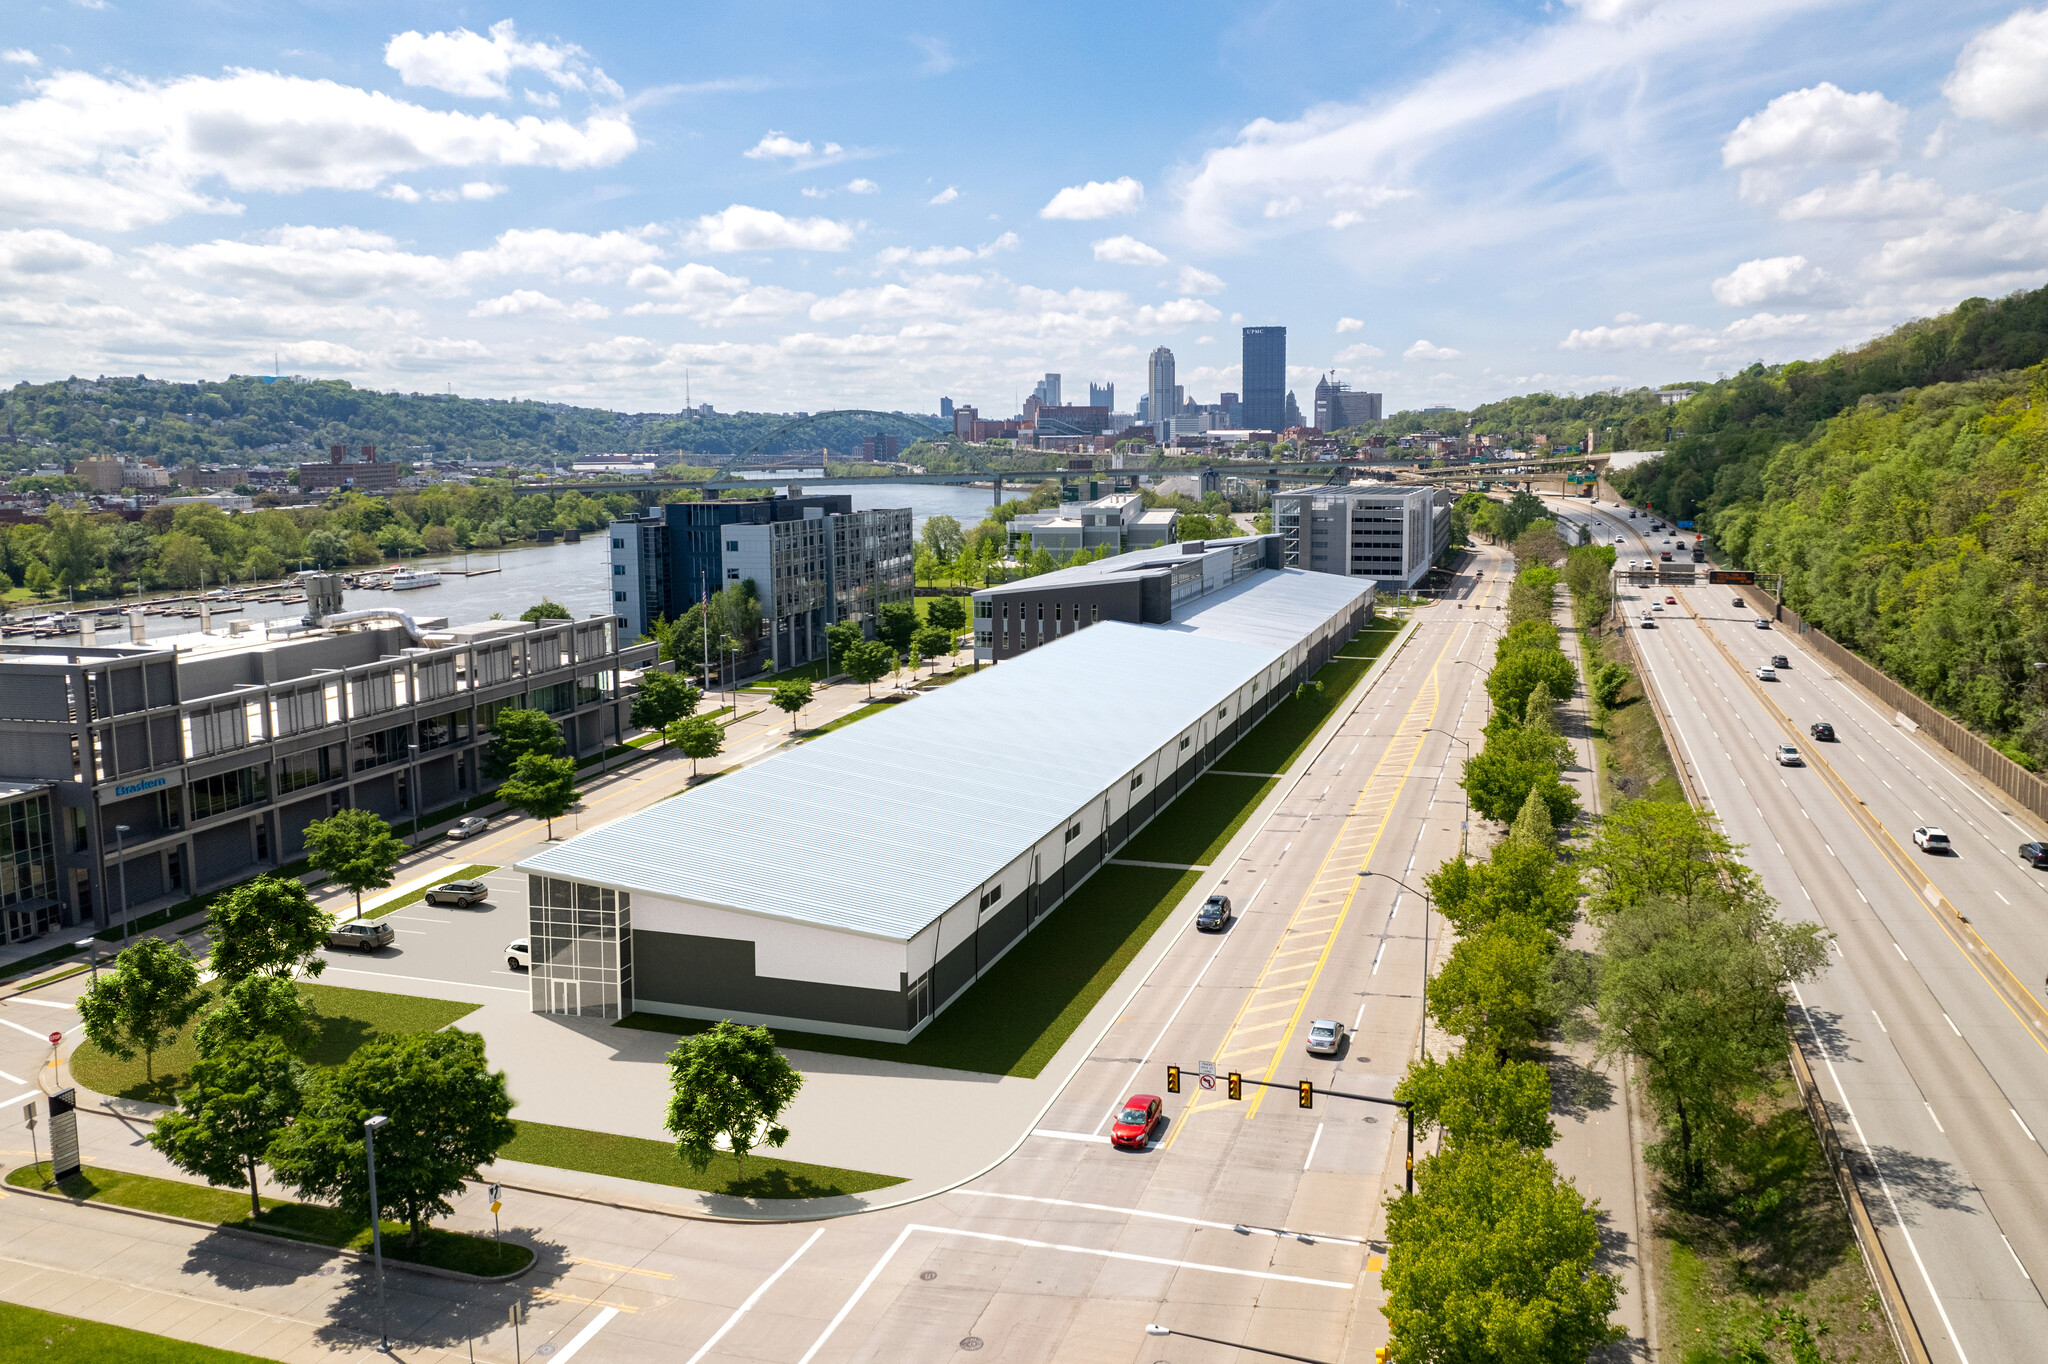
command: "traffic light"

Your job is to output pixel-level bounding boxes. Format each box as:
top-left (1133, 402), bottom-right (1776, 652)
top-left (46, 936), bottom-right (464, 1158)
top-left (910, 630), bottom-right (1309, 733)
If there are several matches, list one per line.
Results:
top-left (1166, 1064), bottom-right (1180, 1095)
top-left (1375, 1349), bottom-right (1389, 1363)
top-left (1298, 1080), bottom-right (1314, 1110)
top-left (1227, 1071), bottom-right (1242, 1101)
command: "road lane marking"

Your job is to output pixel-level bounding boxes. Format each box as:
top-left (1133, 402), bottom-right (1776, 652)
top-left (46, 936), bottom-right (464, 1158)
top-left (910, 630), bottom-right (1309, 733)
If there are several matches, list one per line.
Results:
top-left (1926, 1103), bottom-right (1944, 1133)
top-left (1895, 943), bottom-right (1909, 962)
top-left (317, 966), bottom-right (526, 995)
top-left (2015, 1109), bottom-right (2038, 1144)
top-left (682, 1229), bottom-right (823, 1364)
top-left (571, 1257), bottom-right (672, 1279)
top-left (5, 1000), bottom-right (75, 1010)
top-left (530, 1289), bottom-right (637, 1314)
top-left (0, 1019), bottom-right (49, 1041)
top-left (1032, 1129), bottom-right (1111, 1144)
top-left (550, 1306), bottom-right (622, 1363)
top-left (1871, 1010), bottom-right (1887, 1034)
top-left (1304, 1122), bottom-right (1324, 1171)
top-left (1943, 1013), bottom-right (1961, 1036)
top-left (956, 1189), bottom-right (1364, 1245)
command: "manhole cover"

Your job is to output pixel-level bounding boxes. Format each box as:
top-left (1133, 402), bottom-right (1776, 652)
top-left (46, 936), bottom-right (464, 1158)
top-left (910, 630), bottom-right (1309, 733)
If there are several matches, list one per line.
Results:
top-left (535, 1345), bottom-right (556, 1357)
top-left (959, 1338), bottom-right (984, 1352)
top-left (919, 1270), bottom-right (938, 1281)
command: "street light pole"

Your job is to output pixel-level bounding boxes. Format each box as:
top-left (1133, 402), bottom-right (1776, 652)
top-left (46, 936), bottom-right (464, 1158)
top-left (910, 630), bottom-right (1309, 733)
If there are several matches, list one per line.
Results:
top-left (363, 1114), bottom-right (392, 1353)
top-left (405, 743), bottom-right (420, 848)
top-left (113, 824), bottom-right (131, 944)
top-left (1361, 870), bottom-right (1435, 1062)
top-left (1423, 728), bottom-right (1472, 858)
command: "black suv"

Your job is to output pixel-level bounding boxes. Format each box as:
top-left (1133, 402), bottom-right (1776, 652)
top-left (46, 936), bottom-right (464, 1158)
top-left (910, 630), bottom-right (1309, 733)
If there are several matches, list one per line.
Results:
top-left (1196, 894), bottom-right (1232, 931)
top-left (2021, 842), bottom-right (2048, 868)
top-left (1771, 654), bottom-right (1789, 668)
top-left (1809, 722), bottom-right (1836, 742)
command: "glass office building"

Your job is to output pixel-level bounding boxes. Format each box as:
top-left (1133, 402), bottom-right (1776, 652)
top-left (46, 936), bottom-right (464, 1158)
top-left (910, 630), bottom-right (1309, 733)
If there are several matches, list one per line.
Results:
top-left (528, 874), bottom-right (634, 1020)
top-left (1242, 326), bottom-right (1288, 431)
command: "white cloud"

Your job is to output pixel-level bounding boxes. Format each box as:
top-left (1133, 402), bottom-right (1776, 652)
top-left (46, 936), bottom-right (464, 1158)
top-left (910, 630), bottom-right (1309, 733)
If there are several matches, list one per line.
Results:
top-left (1404, 339), bottom-right (1462, 361)
top-left (683, 205), bottom-right (855, 253)
top-left (1336, 316), bottom-right (1363, 332)
top-left (469, 290), bottom-right (608, 320)
top-left (1711, 255), bottom-right (1831, 306)
top-left (0, 68), bottom-right (636, 229)
top-left (846, 178), bottom-right (879, 194)
top-left (382, 183), bottom-right (422, 203)
top-left (625, 261), bottom-right (813, 325)
top-left (875, 233), bottom-right (1018, 268)
top-left (1563, 0), bottom-right (1667, 20)
top-left (1040, 176), bottom-right (1144, 220)
top-left (928, 186), bottom-right (960, 205)
top-left (0, 228), bottom-right (114, 274)
top-left (910, 36), bottom-right (959, 76)
top-left (1561, 311), bottom-right (1816, 353)
top-left (1722, 82), bottom-right (1905, 203)
top-left (742, 130), bottom-right (844, 162)
top-left (1135, 297), bottom-right (1222, 330)
top-left (1335, 342), bottom-right (1386, 362)
top-left (1614, 312), bottom-right (1641, 323)
top-left (384, 19), bottom-right (621, 100)
top-left (1092, 235), bottom-right (1168, 266)
top-left (1177, 266), bottom-right (1225, 295)
top-left (801, 187), bottom-right (828, 199)
top-left (1263, 196), bottom-right (1302, 218)
top-left (1868, 199), bottom-right (2048, 284)
top-left (2, 49), bottom-right (37, 66)
top-left (1328, 211), bottom-right (1365, 229)
top-left (1778, 170), bottom-right (1947, 221)
top-left (1946, 8), bottom-right (2048, 134)
top-left (428, 181), bottom-right (506, 203)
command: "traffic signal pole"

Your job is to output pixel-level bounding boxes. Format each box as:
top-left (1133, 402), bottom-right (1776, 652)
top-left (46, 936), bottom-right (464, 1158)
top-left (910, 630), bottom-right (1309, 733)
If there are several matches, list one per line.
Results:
top-left (1166, 1065), bottom-right (1414, 1194)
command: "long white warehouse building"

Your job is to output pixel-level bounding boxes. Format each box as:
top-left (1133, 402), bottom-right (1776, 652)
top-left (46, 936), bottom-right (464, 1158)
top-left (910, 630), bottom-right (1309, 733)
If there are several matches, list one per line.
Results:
top-left (517, 536), bottom-right (1374, 1040)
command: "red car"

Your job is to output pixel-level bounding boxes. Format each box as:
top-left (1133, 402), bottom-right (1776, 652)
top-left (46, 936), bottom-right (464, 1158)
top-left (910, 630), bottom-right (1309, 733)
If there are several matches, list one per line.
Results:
top-left (1664, 595), bottom-right (1677, 604)
top-left (1110, 1094), bottom-right (1162, 1150)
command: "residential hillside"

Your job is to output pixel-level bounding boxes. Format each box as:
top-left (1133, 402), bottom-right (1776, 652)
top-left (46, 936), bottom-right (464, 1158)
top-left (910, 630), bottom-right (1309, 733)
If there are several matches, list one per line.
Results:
top-left (1, 374), bottom-right (943, 471)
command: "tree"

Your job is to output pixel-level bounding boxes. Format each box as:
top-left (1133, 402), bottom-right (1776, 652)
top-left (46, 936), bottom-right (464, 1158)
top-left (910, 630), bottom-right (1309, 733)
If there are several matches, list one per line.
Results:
top-left (1589, 660), bottom-right (1630, 712)
top-left (1426, 842), bottom-right (1582, 940)
top-left (668, 714), bottom-right (726, 776)
top-left (1461, 726), bottom-right (1579, 826)
top-left (663, 1021), bottom-right (802, 1176)
top-left (1520, 678), bottom-right (1559, 734)
top-left (483, 707), bottom-right (565, 781)
top-left (919, 514), bottom-right (965, 563)
top-left (824, 619), bottom-right (864, 677)
top-left (499, 752), bottom-right (578, 838)
top-left (631, 669), bottom-right (701, 747)
top-left (1507, 784), bottom-right (1554, 848)
top-left (192, 975), bottom-right (310, 1057)
top-left (877, 600), bottom-right (917, 654)
top-left (1383, 1140), bottom-right (1623, 1364)
top-left (76, 938), bottom-right (206, 1086)
top-left (520, 598), bottom-right (571, 622)
top-left (1396, 1051), bottom-right (1557, 1150)
top-left (208, 876), bottom-right (333, 985)
top-left (1428, 918), bottom-right (1554, 1060)
top-left (912, 623), bottom-right (953, 673)
top-left (770, 677), bottom-right (813, 733)
top-left (844, 639), bottom-right (894, 697)
top-left (925, 594), bottom-right (967, 632)
top-left (303, 809), bottom-right (405, 921)
top-left (1487, 646), bottom-right (1577, 722)
top-left (147, 1036), bottom-right (305, 1219)
top-left (267, 1030), bottom-right (514, 1247)
top-left (1577, 799), bottom-right (1760, 922)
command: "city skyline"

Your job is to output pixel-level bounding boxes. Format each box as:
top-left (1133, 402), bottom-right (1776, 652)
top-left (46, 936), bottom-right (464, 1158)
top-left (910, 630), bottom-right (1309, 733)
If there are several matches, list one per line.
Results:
top-left (0, 2), bottom-right (2042, 419)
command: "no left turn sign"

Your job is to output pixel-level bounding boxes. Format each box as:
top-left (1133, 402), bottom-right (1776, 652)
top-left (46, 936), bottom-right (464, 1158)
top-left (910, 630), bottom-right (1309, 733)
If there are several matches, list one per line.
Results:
top-left (1199, 1073), bottom-right (1216, 1091)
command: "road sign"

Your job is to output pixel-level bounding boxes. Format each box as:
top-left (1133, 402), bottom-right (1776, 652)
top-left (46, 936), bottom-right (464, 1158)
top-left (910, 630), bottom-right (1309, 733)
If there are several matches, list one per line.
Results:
top-left (487, 1183), bottom-right (501, 1202)
top-left (1198, 1059), bottom-right (1215, 1078)
top-left (1199, 1073), bottom-right (1216, 1091)
top-left (46, 1032), bottom-right (59, 1047)
top-left (47, 1088), bottom-right (79, 1183)
top-left (1708, 570), bottom-right (1755, 584)
top-left (490, 1200), bottom-right (503, 1215)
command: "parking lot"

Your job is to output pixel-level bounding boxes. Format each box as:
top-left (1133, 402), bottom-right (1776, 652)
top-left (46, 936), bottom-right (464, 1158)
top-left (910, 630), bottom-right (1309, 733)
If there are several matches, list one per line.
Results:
top-left (317, 864), bottom-right (535, 1010)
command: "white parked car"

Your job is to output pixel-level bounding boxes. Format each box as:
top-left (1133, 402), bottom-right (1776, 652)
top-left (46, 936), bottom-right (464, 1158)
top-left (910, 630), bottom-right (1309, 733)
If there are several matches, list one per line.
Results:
top-left (506, 938), bottom-right (530, 970)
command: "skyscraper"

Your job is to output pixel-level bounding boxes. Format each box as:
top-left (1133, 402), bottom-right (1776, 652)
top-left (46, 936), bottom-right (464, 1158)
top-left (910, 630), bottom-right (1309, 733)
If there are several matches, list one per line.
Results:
top-left (1031, 373), bottom-right (1062, 408)
top-left (1147, 347), bottom-right (1176, 441)
top-left (1088, 381), bottom-right (1113, 409)
top-left (1242, 326), bottom-right (1287, 431)
top-left (940, 397), bottom-right (954, 418)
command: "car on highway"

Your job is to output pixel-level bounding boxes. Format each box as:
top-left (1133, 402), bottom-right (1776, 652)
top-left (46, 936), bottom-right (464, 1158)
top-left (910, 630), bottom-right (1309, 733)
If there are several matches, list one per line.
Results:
top-left (506, 937), bottom-right (530, 970)
top-left (2019, 842), bottom-right (2048, 868)
top-left (1810, 721), bottom-right (1837, 741)
top-left (1652, 603), bottom-right (1664, 612)
top-left (1664, 595), bottom-right (1677, 604)
top-left (425, 880), bottom-right (489, 908)
top-left (1771, 654), bottom-right (1789, 668)
top-left (327, 920), bottom-right (395, 952)
top-left (1756, 665), bottom-right (1777, 681)
top-left (1775, 744), bottom-right (1804, 766)
top-left (1755, 618), bottom-right (1772, 629)
top-left (1307, 1019), bottom-right (1345, 1056)
top-left (1639, 613), bottom-right (1656, 628)
top-left (1732, 596), bottom-right (1746, 608)
top-left (1616, 536), bottom-right (1625, 544)
top-left (448, 815), bottom-right (490, 839)
top-left (1196, 894), bottom-right (1232, 931)
top-left (1912, 827), bottom-right (1953, 854)
top-left (1110, 1094), bottom-right (1163, 1150)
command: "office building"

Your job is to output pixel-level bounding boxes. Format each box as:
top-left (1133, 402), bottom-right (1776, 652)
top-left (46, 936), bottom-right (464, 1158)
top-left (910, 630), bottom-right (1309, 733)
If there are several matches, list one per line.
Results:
top-left (1242, 327), bottom-right (1287, 432)
top-left (1147, 347), bottom-right (1176, 442)
top-left (0, 593), bottom-right (656, 935)
top-left (859, 433), bottom-right (901, 462)
top-left (1313, 376), bottom-right (1384, 430)
top-left (300, 445), bottom-right (402, 496)
top-left (1088, 382), bottom-right (1114, 410)
top-left (1005, 492), bottom-right (1176, 559)
top-left (940, 397), bottom-right (955, 418)
top-left (518, 544), bottom-right (1371, 1030)
top-left (609, 495), bottom-right (913, 666)
top-left (1031, 374), bottom-right (1062, 408)
top-left (1271, 485), bottom-right (1454, 591)
top-left (73, 458), bottom-right (171, 493)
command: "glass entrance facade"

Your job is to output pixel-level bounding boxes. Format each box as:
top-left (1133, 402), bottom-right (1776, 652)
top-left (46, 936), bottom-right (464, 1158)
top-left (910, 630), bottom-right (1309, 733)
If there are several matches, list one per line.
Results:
top-left (528, 875), bottom-right (632, 1020)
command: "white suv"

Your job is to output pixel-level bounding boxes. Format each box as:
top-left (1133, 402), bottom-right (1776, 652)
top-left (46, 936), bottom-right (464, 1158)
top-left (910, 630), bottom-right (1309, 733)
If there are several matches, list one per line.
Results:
top-left (506, 938), bottom-right (530, 970)
top-left (1775, 744), bottom-right (1803, 766)
top-left (1912, 827), bottom-right (1951, 854)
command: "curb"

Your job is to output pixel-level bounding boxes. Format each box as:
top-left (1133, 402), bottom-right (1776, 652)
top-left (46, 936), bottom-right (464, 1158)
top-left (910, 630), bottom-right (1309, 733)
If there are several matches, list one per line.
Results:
top-left (4, 1175), bottom-right (536, 1283)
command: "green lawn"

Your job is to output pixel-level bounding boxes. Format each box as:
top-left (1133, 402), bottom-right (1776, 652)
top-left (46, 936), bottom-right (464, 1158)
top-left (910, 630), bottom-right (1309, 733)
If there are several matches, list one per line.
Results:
top-left (1119, 774), bottom-right (1280, 867)
top-left (497, 1119), bottom-right (905, 1199)
top-left (804, 699), bottom-right (898, 738)
top-left (70, 982), bottom-right (480, 1104)
top-left (744, 657), bottom-right (834, 689)
top-left (620, 863), bottom-right (1202, 1077)
top-left (1224, 624), bottom-right (1406, 774)
top-left (7, 1164), bottom-right (529, 1277)
top-left (366, 864), bottom-right (499, 920)
top-left (0, 1302), bottom-right (282, 1363)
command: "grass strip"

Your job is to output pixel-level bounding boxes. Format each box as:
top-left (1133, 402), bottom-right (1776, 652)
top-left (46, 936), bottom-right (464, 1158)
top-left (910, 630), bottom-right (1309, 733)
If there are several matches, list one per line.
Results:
top-left (6, 1163), bottom-right (530, 1277)
top-left (1119, 773), bottom-right (1280, 867)
top-left (1224, 621), bottom-right (1406, 774)
top-left (496, 1119), bottom-right (905, 1199)
top-left (70, 982), bottom-right (479, 1105)
top-left (804, 700), bottom-right (896, 738)
top-left (365, 864), bottom-right (500, 920)
top-left (0, 1301), bottom-right (283, 1364)
top-left (619, 864), bottom-right (1202, 1077)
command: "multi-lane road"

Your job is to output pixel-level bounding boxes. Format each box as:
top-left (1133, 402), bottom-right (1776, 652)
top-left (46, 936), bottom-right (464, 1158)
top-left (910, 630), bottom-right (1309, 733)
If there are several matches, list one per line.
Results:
top-left (1548, 495), bottom-right (2048, 1364)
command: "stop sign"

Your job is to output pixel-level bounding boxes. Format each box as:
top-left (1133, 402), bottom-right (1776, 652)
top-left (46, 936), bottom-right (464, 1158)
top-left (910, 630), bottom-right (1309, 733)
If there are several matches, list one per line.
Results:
top-left (47, 1032), bottom-right (60, 1046)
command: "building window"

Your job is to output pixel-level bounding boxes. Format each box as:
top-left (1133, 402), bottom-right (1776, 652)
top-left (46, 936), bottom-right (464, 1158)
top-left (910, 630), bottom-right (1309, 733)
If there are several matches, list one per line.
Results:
top-left (615, 591), bottom-right (627, 603)
top-left (727, 540), bottom-right (739, 551)
top-left (276, 745), bottom-right (339, 792)
top-left (0, 796), bottom-right (56, 910)
top-left (613, 564), bottom-right (625, 576)
top-left (1129, 773), bottom-right (1144, 791)
top-left (349, 725), bottom-right (412, 774)
top-left (528, 875), bottom-right (632, 1020)
top-left (188, 765), bottom-right (268, 821)
top-left (530, 680), bottom-right (575, 714)
top-left (978, 884), bottom-right (1004, 911)
top-left (1091, 604), bottom-right (1099, 623)
top-left (1065, 823), bottom-right (1081, 842)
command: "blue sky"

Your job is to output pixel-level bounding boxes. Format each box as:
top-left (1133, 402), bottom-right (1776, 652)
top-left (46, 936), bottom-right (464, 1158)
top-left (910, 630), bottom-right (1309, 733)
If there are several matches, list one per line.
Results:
top-left (3, 0), bottom-right (2046, 418)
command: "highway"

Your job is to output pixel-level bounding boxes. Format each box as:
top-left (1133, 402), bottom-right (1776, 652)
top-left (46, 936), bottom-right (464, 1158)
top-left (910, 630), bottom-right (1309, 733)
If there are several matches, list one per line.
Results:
top-left (1546, 495), bottom-right (2048, 1364)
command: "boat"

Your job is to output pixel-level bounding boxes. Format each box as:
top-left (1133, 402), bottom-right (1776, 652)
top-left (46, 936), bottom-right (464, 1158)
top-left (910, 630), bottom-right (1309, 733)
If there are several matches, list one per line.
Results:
top-left (37, 612), bottom-right (74, 631)
top-left (389, 569), bottom-right (442, 591)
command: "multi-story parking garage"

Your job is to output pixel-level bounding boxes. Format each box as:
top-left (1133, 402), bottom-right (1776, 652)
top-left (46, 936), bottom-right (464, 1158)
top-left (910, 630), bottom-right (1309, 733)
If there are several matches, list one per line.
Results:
top-left (519, 542), bottom-right (1373, 1034)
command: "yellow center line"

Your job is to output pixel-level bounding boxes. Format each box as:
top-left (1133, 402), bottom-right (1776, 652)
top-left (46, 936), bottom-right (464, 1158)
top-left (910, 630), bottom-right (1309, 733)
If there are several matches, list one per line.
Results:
top-left (570, 1256), bottom-right (674, 1279)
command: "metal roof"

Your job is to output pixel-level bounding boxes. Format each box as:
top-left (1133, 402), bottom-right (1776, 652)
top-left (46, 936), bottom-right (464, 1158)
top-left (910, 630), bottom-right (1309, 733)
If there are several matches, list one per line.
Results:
top-left (521, 569), bottom-right (1369, 943)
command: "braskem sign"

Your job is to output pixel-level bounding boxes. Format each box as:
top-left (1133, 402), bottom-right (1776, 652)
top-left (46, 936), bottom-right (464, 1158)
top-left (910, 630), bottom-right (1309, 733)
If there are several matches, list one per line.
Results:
top-left (113, 775), bottom-right (170, 799)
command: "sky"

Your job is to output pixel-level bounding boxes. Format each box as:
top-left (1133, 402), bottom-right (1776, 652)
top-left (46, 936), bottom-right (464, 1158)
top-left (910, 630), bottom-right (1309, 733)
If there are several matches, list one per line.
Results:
top-left (3, 0), bottom-right (2047, 420)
